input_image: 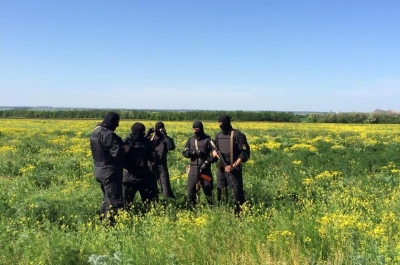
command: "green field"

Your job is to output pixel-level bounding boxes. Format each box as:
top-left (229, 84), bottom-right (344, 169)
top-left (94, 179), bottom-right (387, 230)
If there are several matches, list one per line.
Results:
top-left (1, 119), bottom-right (400, 264)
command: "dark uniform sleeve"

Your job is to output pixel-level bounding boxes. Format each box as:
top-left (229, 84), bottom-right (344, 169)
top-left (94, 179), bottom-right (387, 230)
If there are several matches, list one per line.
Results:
top-left (164, 135), bottom-right (175, 151)
top-left (144, 138), bottom-right (155, 163)
top-left (205, 138), bottom-right (218, 164)
top-left (182, 138), bottom-right (192, 158)
top-left (102, 131), bottom-right (126, 162)
top-left (237, 132), bottom-right (250, 163)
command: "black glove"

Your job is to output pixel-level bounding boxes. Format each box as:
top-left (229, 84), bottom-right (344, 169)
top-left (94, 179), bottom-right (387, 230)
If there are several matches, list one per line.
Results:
top-left (198, 150), bottom-right (207, 159)
top-left (190, 150), bottom-right (201, 157)
top-left (145, 128), bottom-right (155, 137)
top-left (200, 162), bottom-right (210, 173)
top-left (191, 150), bottom-right (207, 158)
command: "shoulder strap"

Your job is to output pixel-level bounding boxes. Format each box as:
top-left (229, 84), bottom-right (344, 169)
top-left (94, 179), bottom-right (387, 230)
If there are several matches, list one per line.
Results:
top-left (230, 130), bottom-right (235, 164)
top-left (92, 125), bottom-right (102, 133)
top-left (195, 139), bottom-right (198, 150)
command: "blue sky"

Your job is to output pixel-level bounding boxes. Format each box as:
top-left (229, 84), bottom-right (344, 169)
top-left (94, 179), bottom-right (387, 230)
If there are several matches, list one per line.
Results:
top-left (1, 1), bottom-right (399, 112)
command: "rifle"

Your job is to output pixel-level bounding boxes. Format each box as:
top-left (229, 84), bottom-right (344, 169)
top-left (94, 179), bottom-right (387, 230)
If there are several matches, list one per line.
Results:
top-left (197, 166), bottom-right (212, 202)
top-left (209, 139), bottom-right (237, 192)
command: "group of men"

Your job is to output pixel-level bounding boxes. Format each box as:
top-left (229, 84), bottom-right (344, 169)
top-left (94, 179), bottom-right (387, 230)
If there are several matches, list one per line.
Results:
top-left (90, 112), bottom-right (250, 222)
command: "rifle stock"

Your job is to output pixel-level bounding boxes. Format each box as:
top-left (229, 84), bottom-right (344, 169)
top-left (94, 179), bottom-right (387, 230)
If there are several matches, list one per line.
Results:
top-left (200, 173), bottom-right (212, 182)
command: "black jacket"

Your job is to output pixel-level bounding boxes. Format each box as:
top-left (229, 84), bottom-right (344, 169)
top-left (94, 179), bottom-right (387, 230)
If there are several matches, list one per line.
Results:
top-left (182, 134), bottom-right (217, 167)
top-left (214, 129), bottom-right (250, 165)
top-left (148, 133), bottom-right (175, 164)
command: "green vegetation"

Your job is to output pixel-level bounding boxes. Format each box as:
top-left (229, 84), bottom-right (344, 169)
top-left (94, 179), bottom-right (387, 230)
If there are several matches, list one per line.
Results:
top-left (2, 109), bottom-right (400, 123)
top-left (0, 109), bottom-right (301, 122)
top-left (307, 112), bottom-right (400, 124)
top-left (1, 120), bottom-right (400, 264)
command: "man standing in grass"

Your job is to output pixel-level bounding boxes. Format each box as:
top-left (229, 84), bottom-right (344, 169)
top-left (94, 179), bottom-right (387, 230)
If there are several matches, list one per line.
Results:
top-left (147, 121), bottom-right (176, 200)
top-left (212, 114), bottom-right (250, 215)
top-left (90, 112), bottom-right (133, 224)
top-left (182, 120), bottom-right (217, 207)
top-left (123, 122), bottom-right (158, 211)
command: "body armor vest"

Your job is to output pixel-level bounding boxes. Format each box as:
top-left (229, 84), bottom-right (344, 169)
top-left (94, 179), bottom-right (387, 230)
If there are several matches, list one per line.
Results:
top-left (153, 138), bottom-right (167, 164)
top-left (90, 126), bottom-right (115, 166)
top-left (189, 137), bottom-right (208, 166)
top-left (217, 132), bottom-right (236, 164)
top-left (125, 140), bottom-right (150, 173)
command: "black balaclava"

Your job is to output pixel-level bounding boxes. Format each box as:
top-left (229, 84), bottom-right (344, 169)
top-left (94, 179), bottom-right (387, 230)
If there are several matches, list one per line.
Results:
top-left (102, 112), bottom-right (120, 131)
top-left (218, 114), bottom-right (232, 135)
top-left (155, 121), bottom-right (165, 137)
top-left (192, 120), bottom-right (205, 139)
top-left (131, 122), bottom-right (145, 140)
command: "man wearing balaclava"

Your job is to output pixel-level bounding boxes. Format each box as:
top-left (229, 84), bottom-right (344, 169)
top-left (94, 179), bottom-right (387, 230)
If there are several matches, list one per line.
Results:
top-left (183, 120), bottom-right (218, 207)
top-left (146, 121), bottom-right (176, 199)
top-left (90, 112), bottom-right (134, 224)
top-left (122, 122), bottom-right (157, 210)
top-left (212, 114), bottom-right (250, 215)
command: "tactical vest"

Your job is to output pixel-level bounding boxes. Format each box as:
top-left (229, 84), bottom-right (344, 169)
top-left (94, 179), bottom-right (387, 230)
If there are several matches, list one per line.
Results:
top-left (217, 131), bottom-right (237, 164)
top-left (152, 137), bottom-right (167, 164)
top-left (189, 137), bottom-right (209, 166)
top-left (125, 140), bottom-right (150, 173)
top-left (90, 126), bottom-right (116, 166)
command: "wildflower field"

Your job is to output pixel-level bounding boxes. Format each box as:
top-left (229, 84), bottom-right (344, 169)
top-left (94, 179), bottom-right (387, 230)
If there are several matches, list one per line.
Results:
top-left (1, 119), bottom-right (400, 264)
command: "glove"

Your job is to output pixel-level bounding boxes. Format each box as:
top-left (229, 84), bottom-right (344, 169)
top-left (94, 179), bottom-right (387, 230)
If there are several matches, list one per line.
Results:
top-left (193, 150), bottom-right (207, 158)
top-left (190, 150), bottom-right (201, 157)
top-left (145, 128), bottom-right (155, 137)
top-left (200, 162), bottom-right (210, 173)
top-left (198, 150), bottom-right (207, 159)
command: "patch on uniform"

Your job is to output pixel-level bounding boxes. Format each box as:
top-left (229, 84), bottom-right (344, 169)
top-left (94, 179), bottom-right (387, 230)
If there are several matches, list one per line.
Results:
top-left (242, 144), bottom-right (247, 150)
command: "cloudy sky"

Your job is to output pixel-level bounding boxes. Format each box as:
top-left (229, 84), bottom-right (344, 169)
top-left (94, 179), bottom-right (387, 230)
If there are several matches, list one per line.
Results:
top-left (1, 1), bottom-right (399, 112)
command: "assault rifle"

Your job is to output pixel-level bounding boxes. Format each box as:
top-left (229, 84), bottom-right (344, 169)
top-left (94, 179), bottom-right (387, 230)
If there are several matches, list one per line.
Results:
top-left (194, 163), bottom-right (212, 200)
top-left (209, 139), bottom-right (237, 192)
top-left (209, 140), bottom-right (229, 169)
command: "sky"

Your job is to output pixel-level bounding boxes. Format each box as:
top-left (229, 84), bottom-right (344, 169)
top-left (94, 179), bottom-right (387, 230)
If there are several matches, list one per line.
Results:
top-left (1, 1), bottom-right (399, 112)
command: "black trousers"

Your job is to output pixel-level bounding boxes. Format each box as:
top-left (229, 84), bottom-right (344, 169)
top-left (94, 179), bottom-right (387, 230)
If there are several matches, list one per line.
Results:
top-left (217, 166), bottom-right (245, 206)
top-left (123, 172), bottom-right (157, 207)
top-left (95, 166), bottom-right (124, 215)
top-left (157, 164), bottom-right (176, 199)
top-left (187, 165), bottom-right (213, 206)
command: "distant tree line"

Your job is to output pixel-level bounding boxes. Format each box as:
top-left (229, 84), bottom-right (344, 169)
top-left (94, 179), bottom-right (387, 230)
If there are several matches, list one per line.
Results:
top-left (0, 109), bottom-right (301, 122)
top-left (1, 109), bottom-right (400, 123)
top-left (307, 112), bottom-right (400, 124)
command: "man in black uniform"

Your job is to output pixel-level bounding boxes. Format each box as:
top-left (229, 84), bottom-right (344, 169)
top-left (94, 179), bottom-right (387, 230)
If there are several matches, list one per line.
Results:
top-left (212, 114), bottom-right (250, 214)
top-left (146, 121), bottom-right (176, 199)
top-left (123, 122), bottom-right (157, 210)
top-left (183, 120), bottom-right (217, 207)
top-left (90, 112), bottom-right (133, 223)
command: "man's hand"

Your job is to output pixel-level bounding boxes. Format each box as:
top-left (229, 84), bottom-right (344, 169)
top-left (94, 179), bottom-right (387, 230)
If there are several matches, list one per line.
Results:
top-left (225, 159), bottom-right (242, 172)
top-left (212, 150), bottom-right (219, 159)
top-left (145, 128), bottom-right (155, 137)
